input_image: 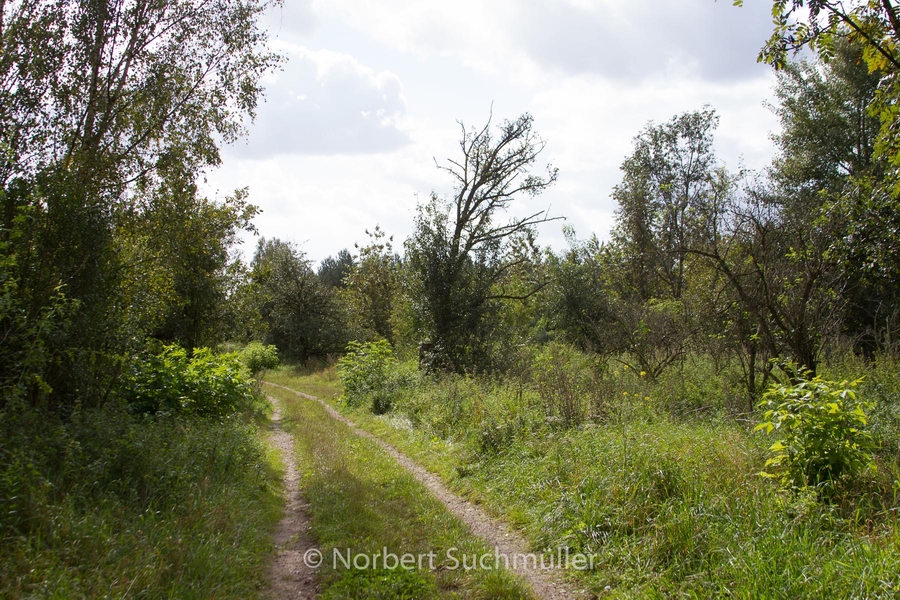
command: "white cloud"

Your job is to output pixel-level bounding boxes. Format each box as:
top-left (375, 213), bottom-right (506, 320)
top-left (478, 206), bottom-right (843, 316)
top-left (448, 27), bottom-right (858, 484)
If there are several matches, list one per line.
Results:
top-left (264, 0), bottom-right (318, 38)
top-left (207, 151), bottom-right (427, 264)
top-left (525, 71), bottom-right (780, 245)
top-left (230, 44), bottom-right (410, 158)
top-left (515, 0), bottom-right (774, 83)
top-left (309, 0), bottom-right (774, 86)
top-left (211, 1), bottom-right (787, 262)
top-left (311, 0), bottom-right (543, 83)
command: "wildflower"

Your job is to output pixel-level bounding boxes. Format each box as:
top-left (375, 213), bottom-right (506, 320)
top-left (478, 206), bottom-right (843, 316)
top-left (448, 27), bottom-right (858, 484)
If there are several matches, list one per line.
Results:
top-left (640, 371), bottom-right (647, 377)
top-left (623, 391), bottom-right (628, 396)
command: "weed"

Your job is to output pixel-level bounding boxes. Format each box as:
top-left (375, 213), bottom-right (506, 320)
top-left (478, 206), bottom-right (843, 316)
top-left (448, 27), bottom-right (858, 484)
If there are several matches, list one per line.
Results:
top-left (337, 339), bottom-right (396, 413)
top-left (276, 356), bottom-right (900, 597)
top-left (756, 365), bottom-right (876, 492)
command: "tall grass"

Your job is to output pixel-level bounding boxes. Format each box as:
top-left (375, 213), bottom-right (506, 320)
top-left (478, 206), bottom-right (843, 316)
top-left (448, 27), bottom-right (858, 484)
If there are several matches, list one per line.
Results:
top-left (0, 400), bottom-right (282, 599)
top-left (287, 343), bottom-right (900, 597)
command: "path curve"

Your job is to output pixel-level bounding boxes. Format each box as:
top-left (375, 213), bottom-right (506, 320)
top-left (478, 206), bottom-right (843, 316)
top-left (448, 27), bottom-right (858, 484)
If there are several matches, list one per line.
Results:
top-left (266, 397), bottom-right (319, 599)
top-left (265, 381), bottom-right (586, 600)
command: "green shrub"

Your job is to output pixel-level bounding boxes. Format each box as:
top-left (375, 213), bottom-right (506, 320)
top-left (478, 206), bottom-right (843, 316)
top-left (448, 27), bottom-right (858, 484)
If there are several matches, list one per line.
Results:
top-left (240, 341), bottom-right (280, 376)
top-left (337, 340), bottom-right (395, 413)
top-left (126, 344), bottom-right (262, 417)
top-left (756, 366), bottom-right (877, 491)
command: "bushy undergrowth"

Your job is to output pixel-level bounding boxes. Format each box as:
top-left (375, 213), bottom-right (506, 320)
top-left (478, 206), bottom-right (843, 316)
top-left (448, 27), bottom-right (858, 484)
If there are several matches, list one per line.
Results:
top-left (757, 367), bottom-right (876, 492)
top-left (125, 344), bottom-right (266, 417)
top-left (240, 341), bottom-right (280, 376)
top-left (0, 342), bottom-right (281, 598)
top-left (338, 340), bottom-right (415, 414)
top-left (323, 342), bottom-right (900, 597)
top-left (0, 399), bottom-right (281, 598)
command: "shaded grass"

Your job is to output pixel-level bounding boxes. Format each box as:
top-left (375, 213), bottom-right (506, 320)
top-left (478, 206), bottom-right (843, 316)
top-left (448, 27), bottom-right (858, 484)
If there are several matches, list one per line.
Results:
top-left (267, 383), bottom-right (535, 599)
top-left (0, 402), bottom-right (283, 599)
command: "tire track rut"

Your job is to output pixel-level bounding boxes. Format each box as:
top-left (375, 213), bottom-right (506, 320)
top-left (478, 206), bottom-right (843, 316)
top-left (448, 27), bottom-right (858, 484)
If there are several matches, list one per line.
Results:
top-left (265, 381), bottom-right (585, 600)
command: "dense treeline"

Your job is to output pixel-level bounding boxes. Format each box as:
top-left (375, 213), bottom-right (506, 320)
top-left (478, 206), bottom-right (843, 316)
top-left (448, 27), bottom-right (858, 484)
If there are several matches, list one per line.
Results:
top-left (0, 0), bottom-right (279, 409)
top-left (0, 0), bottom-right (285, 595)
top-left (5, 1), bottom-right (900, 412)
top-left (290, 37), bottom-right (900, 396)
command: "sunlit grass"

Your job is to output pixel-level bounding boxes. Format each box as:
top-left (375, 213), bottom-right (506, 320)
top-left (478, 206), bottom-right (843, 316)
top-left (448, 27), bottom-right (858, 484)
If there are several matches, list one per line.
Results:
top-left (271, 355), bottom-right (900, 598)
top-left (268, 384), bottom-right (535, 598)
top-left (267, 362), bottom-right (342, 400)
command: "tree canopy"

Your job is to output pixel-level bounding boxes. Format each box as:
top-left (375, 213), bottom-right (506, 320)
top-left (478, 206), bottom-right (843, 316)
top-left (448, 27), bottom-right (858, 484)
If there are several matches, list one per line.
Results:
top-left (0, 0), bottom-right (280, 407)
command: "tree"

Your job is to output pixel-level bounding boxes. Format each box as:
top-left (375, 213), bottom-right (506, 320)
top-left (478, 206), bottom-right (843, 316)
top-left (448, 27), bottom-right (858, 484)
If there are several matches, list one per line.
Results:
top-left (770, 39), bottom-right (883, 198)
top-left (251, 238), bottom-right (349, 361)
top-left (684, 178), bottom-right (845, 380)
top-left (0, 0), bottom-right (279, 406)
top-left (121, 185), bottom-right (258, 350)
top-left (406, 112), bottom-right (558, 372)
top-left (754, 1), bottom-right (900, 70)
top-left (611, 107), bottom-right (728, 302)
top-left (341, 226), bottom-right (399, 344)
top-left (768, 39), bottom-right (898, 353)
top-left (603, 108), bottom-right (732, 376)
top-left (318, 249), bottom-right (355, 289)
top-left (750, 0), bottom-right (900, 178)
top-left (545, 228), bottom-right (612, 353)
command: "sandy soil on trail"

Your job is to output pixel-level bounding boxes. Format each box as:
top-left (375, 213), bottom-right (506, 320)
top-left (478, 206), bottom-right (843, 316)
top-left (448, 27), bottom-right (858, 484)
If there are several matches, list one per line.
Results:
top-left (265, 381), bottom-right (587, 600)
top-left (266, 399), bottom-right (319, 600)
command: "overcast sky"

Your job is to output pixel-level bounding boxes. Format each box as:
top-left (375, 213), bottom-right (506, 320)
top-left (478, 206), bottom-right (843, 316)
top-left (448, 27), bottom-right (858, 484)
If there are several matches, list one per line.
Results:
top-left (204, 0), bottom-right (782, 266)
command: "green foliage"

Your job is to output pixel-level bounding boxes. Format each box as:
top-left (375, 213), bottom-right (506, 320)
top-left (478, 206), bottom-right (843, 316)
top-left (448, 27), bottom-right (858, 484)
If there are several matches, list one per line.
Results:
top-left (337, 340), bottom-right (397, 413)
top-left (121, 185), bottom-right (260, 350)
top-left (544, 228), bottom-right (610, 353)
top-left (287, 356), bottom-right (900, 597)
top-left (0, 0), bottom-right (280, 409)
top-left (611, 106), bottom-right (724, 302)
top-left (756, 365), bottom-right (877, 490)
top-left (533, 342), bottom-right (603, 427)
top-left (0, 229), bottom-right (76, 406)
top-left (405, 113), bottom-right (558, 373)
top-left (251, 237), bottom-right (350, 361)
top-left (240, 341), bottom-right (280, 376)
top-left (126, 344), bottom-right (262, 417)
top-left (341, 225), bottom-right (400, 344)
top-left (318, 248), bottom-right (355, 289)
top-left (0, 401), bottom-right (280, 597)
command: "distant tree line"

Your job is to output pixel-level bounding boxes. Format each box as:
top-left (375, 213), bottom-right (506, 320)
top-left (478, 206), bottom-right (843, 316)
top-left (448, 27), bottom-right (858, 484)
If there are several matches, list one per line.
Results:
top-left (6, 0), bottom-right (900, 413)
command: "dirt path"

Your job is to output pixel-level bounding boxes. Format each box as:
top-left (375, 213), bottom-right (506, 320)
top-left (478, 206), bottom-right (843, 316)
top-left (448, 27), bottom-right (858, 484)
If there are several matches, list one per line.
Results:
top-left (265, 381), bottom-right (585, 600)
top-left (266, 398), bottom-right (319, 599)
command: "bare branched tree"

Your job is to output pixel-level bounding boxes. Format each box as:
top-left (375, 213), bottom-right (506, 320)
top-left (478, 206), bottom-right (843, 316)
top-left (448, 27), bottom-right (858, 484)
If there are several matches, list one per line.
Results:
top-left (407, 112), bottom-right (559, 371)
top-left (436, 112), bottom-right (559, 264)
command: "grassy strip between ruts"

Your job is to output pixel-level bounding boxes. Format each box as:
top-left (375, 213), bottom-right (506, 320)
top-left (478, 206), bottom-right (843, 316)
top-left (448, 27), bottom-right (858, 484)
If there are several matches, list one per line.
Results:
top-left (266, 382), bottom-right (535, 599)
top-left (267, 365), bottom-right (900, 599)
